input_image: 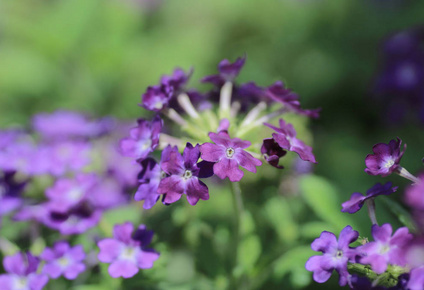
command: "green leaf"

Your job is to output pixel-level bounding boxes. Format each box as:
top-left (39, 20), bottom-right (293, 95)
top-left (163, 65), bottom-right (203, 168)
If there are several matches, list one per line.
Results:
top-left (380, 196), bottom-right (417, 232)
top-left (273, 246), bottom-right (313, 279)
top-left (300, 222), bottom-right (337, 239)
top-left (237, 235), bottom-right (261, 274)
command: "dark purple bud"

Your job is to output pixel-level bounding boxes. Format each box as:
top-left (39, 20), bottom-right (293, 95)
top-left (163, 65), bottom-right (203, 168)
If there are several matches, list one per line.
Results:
top-left (261, 138), bottom-right (287, 169)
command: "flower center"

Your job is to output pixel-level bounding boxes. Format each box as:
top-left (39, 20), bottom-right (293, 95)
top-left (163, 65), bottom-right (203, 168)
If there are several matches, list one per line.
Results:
top-left (226, 147), bottom-right (235, 158)
top-left (183, 170), bottom-right (192, 179)
top-left (119, 246), bottom-right (138, 262)
top-left (160, 170), bottom-right (167, 179)
top-left (384, 158), bottom-right (395, 168)
top-left (336, 250), bottom-right (343, 258)
top-left (380, 244), bottom-right (391, 254)
top-left (67, 188), bottom-right (83, 202)
top-left (58, 256), bottom-right (70, 267)
top-left (138, 139), bottom-right (152, 153)
top-left (12, 276), bottom-right (28, 290)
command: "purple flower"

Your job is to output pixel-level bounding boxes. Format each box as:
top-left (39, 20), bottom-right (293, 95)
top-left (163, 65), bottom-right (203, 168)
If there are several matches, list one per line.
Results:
top-left (158, 143), bottom-right (210, 206)
top-left (0, 172), bottom-right (26, 216)
top-left (265, 119), bottom-right (317, 163)
top-left (32, 111), bottom-right (113, 140)
top-left (358, 224), bottom-right (412, 274)
top-left (261, 138), bottom-right (287, 169)
top-left (407, 266), bottom-right (424, 290)
top-left (305, 225), bottom-right (359, 286)
top-left (141, 85), bottom-right (170, 112)
top-left (265, 81), bottom-right (320, 118)
top-left (200, 132), bottom-right (262, 182)
top-left (97, 222), bottom-right (159, 278)
top-left (405, 175), bottom-right (424, 210)
top-left (120, 116), bottom-right (162, 160)
top-left (134, 158), bottom-right (162, 209)
top-left (40, 241), bottom-right (86, 280)
top-left (341, 182), bottom-right (398, 214)
top-left (202, 56), bottom-right (246, 87)
top-left (365, 138), bottom-right (405, 177)
top-left (0, 252), bottom-right (48, 290)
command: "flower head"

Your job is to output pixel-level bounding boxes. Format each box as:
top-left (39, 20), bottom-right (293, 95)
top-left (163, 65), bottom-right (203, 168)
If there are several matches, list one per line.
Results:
top-left (265, 119), bottom-right (316, 163)
top-left (200, 132), bottom-right (262, 182)
top-left (40, 241), bottom-right (86, 280)
top-left (365, 138), bottom-right (405, 177)
top-left (341, 182), bottom-right (398, 214)
top-left (305, 225), bottom-right (359, 286)
top-left (358, 223), bottom-right (412, 274)
top-left (97, 222), bottom-right (159, 278)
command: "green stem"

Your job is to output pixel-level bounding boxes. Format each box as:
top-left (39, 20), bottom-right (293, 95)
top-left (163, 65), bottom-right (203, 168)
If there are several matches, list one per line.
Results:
top-left (230, 181), bottom-right (244, 288)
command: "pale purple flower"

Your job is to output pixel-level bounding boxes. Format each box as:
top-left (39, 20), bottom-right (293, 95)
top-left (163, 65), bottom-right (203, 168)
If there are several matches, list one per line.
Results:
top-left (120, 116), bottom-right (162, 160)
top-left (359, 224), bottom-right (412, 274)
top-left (88, 178), bottom-right (127, 210)
top-left (202, 56), bottom-right (246, 86)
top-left (40, 241), bottom-right (86, 280)
top-left (341, 182), bottom-right (397, 214)
top-left (365, 138), bottom-right (405, 177)
top-left (0, 252), bottom-right (48, 290)
top-left (305, 225), bottom-right (359, 286)
top-left (97, 222), bottom-right (160, 278)
top-left (265, 119), bottom-right (317, 163)
top-left (158, 143), bottom-right (210, 206)
top-left (200, 132), bottom-right (262, 182)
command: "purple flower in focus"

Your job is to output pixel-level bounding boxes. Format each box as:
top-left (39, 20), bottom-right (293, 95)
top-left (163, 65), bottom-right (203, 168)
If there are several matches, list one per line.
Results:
top-left (158, 143), bottom-right (210, 206)
top-left (265, 119), bottom-right (317, 163)
top-left (341, 182), bottom-right (397, 214)
top-left (97, 222), bottom-right (159, 278)
top-left (365, 138), bottom-right (405, 177)
top-left (0, 252), bottom-right (48, 290)
top-left (0, 172), bottom-right (26, 216)
top-left (305, 225), bottom-right (359, 286)
top-left (40, 241), bottom-right (86, 280)
top-left (261, 138), bottom-right (287, 169)
top-left (202, 56), bottom-right (246, 87)
top-left (358, 223), bottom-right (412, 274)
top-left (200, 132), bottom-right (262, 182)
top-left (265, 81), bottom-right (320, 118)
top-left (120, 116), bottom-right (162, 160)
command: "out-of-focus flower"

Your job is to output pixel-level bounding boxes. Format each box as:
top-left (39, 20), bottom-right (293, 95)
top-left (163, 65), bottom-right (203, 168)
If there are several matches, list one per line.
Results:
top-left (265, 119), bottom-right (316, 163)
top-left (341, 182), bottom-right (397, 214)
top-left (0, 252), bottom-right (48, 290)
top-left (407, 266), bottom-right (424, 290)
top-left (405, 175), bottom-right (424, 210)
top-left (0, 172), bottom-right (26, 216)
top-left (40, 241), bottom-right (86, 280)
top-left (305, 225), bottom-right (359, 286)
top-left (202, 56), bottom-right (246, 87)
top-left (97, 222), bottom-right (159, 278)
top-left (200, 132), bottom-right (262, 182)
top-left (358, 224), bottom-right (412, 274)
top-left (365, 138), bottom-right (405, 177)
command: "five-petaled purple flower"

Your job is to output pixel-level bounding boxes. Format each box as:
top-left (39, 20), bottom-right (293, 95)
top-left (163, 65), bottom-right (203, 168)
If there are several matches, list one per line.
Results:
top-left (158, 143), bottom-right (211, 206)
top-left (341, 182), bottom-right (397, 214)
top-left (305, 225), bottom-right (359, 286)
top-left (200, 132), bottom-right (262, 182)
top-left (0, 252), bottom-right (48, 290)
top-left (97, 222), bottom-right (160, 278)
top-left (265, 119), bottom-right (317, 163)
top-left (120, 116), bottom-right (162, 160)
top-left (358, 223), bottom-right (412, 274)
top-left (365, 138), bottom-right (405, 177)
top-left (40, 241), bottom-right (86, 280)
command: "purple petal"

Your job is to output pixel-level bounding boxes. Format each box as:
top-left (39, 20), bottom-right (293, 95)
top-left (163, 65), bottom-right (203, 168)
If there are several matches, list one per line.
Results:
top-left (235, 150), bottom-right (262, 173)
top-left (98, 239), bottom-right (122, 262)
top-left (113, 222), bottom-right (135, 244)
top-left (311, 231), bottom-right (338, 253)
top-left (108, 260), bottom-right (139, 278)
top-left (338, 226), bottom-right (359, 249)
top-left (213, 158), bottom-right (244, 182)
top-left (200, 143), bottom-right (225, 162)
top-left (186, 178), bottom-right (209, 205)
top-left (137, 250), bottom-right (160, 269)
top-left (341, 192), bottom-right (366, 213)
top-left (63, 263), bottom-right (86, 280)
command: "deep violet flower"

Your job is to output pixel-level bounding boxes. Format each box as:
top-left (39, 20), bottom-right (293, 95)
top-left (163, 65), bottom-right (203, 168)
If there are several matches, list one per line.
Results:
top-left (158, 143), bottom-right (210, 206)
top-left (97, 222), bottom-right (159, 278)
top-left (305, 225), bottom-right (359, 286)
top-left (365, 138), bottom-right (405, 177)
top-left (341, 182), bottom-right (398, 214)
top-left (40, 241), bottom-right (86, 280)
top-left (120, 116), bottom-right (162, 160)
top-left (358, 224), bottom-right (412, 274)
top-left (200, 132), bottom-right (262, 182)
top-left (261, 138), bottom-right (287, 169)
top-left (201, 56), bottom-right (246, 87)
top-left (265, 119), bottom-right (317, 163)
top-left (0, 252), bottom-right (48, 290)
top-left (0, 172), bottom-right (26, 216)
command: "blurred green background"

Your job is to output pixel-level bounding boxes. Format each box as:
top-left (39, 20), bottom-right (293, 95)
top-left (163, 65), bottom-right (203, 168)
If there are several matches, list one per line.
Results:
top-left (1, 0), bottom-right (424, 289)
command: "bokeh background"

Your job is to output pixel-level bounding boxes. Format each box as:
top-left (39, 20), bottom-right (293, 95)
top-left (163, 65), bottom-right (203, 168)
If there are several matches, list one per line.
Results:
top-left (1, 0), bottom-right (424, 289)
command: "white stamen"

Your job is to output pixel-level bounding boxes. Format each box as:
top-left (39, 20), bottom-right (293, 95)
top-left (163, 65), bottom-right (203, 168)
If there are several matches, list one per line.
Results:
top-left (177, 93), bottom-right (200, 119)
top-left (219, 81), bottom-right (233, 119)
top-left (158, 134), bottom-right (184, 149)
top-left (165, 109), bottom-right (187, 126)
top-left (230, 101), bottom-right (241, 118)
top-left (240, 102), bottom-right (267, 127)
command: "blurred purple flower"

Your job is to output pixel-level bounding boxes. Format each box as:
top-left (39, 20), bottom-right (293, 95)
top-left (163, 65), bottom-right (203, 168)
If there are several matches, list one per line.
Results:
top-left (40, 241), bottom-right (86, 280)
top-left (200, 132), bottom-right (262, 182)
top-left (359, 224), bottom-right (412, 274)
top-left (0, 252), bottom-right (48, 290)
top-left (134, 158), bottom-right (162, 209)
top-left (305, 225), bottom-right (359, 286)
top-left (265, 119), bottom-right (317, 163)
top-left (202, 56), bottom-right (246, 87)
top-left (341, 182), bottom-right (397, 214)
top-left (97, 222), bottom-right (159, 278)
top-left (407, 266), bottom-right (424, 290)
top-left (0, 172), bottom-right (26, 216)
top-left (120, 116), bottom-right (162, 160)
top-left (365, 138), bottom-right (405, 177)
top-left (405, 175), bottom-right (424, 210)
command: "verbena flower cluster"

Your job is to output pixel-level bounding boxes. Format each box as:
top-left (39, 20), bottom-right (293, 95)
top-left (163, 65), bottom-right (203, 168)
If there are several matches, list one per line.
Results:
top-left (0, 57), bottom-right (318, 288)
top-left (306, 138), bottom-right (424, 289)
